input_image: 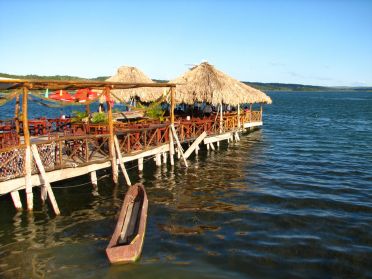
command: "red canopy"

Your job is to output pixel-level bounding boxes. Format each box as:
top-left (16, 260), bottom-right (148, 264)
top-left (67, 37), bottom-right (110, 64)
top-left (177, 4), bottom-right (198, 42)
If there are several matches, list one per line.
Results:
top-left (74, 88), bottom-right (97, 103)
top-left (49, 90), bottom-right (75, 102)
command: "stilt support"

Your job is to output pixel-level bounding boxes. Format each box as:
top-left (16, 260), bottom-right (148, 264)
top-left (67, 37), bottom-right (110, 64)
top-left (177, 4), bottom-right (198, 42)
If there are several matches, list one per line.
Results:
top-left (90, 171), bottom-right (99, 196)
top-left (162, 152), bottom-right (167, 164)
top-left (170, 124), bottom-right (188, 167)
top-left (31, 144), bottom-right (60, 215)
top-left (10, 191), bottom-right (22, 210)
top-left (155, 153), bottom-right (162, 166)
top-left (169, 129), bottom-right (174, 166)
top-left (114, 136), bottom-right (131, 186)
top-left (183, 131), bottom-right (207, 159)
top-left (138, 157), bottom-right (144, 171)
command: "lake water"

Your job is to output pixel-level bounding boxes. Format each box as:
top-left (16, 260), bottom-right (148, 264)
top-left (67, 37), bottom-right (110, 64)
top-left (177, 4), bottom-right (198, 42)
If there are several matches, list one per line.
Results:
top-left (0, 91), bottom-right (371, 278)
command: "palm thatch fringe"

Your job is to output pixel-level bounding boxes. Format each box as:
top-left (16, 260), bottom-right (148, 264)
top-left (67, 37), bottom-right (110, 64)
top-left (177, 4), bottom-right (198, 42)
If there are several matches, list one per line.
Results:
top-left (170, 62), bottom-right (272, 105)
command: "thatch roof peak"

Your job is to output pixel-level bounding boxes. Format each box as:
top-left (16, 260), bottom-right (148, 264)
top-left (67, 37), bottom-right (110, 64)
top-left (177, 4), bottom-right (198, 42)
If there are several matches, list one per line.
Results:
top-left (106, 66), bottom-right (163, 102)
top-left (170, 62), bottom-right (272, 105)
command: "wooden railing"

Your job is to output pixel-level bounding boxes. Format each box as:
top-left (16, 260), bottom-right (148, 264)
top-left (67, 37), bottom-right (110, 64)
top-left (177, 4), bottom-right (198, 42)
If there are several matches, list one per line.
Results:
top-left (0, 110), bottom-right (262, 181)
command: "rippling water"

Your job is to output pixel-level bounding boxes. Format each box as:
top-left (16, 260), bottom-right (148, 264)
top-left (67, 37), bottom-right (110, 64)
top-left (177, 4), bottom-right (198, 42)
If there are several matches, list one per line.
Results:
top-left (0, 91), bottom-right (371, 278)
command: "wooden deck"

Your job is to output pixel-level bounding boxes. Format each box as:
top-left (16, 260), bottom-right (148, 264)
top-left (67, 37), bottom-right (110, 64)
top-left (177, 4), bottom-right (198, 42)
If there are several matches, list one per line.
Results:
top-left (0, 111), bottom-right (263, 209)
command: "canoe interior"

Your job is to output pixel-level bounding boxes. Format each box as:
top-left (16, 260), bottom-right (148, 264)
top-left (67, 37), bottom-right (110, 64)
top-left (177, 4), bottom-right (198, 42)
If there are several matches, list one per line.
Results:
top-left (117, 193), bottom-right (143, 246)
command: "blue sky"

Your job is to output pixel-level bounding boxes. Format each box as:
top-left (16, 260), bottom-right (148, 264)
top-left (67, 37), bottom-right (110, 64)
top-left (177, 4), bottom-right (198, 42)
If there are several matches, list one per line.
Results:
top-left (0, 0), bottom-right (371, 86)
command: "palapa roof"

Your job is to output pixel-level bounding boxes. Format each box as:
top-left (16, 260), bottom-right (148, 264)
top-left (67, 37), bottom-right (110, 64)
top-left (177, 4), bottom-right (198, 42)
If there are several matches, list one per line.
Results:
top-left (170, 62), bottom-right (272, 105)
top-left (106, 66), bottom-right (164, 103)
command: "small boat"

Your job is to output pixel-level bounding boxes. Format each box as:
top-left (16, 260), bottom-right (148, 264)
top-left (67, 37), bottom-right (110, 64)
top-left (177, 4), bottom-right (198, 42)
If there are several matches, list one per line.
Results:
top-left (106, 183), bottom-right (148, 264)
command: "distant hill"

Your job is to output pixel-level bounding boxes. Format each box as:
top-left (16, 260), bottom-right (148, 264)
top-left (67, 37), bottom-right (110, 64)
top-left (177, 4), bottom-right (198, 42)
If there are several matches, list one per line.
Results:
top-left (0, 73), bottom-right (371, 92)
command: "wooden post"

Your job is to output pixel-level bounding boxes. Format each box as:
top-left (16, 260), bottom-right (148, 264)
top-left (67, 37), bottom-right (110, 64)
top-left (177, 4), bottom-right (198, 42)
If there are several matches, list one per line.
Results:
top-left (170, 124), bottom-right (188, 167)
top-left (209, 142), bottom-right (215, 150)
top-left (10, 191), bottom-right (22, 210)
top-left (90, 171), bottom-right (98, 195)
top-left (183, 131), bottom-right (207, 159)
top-left (22, 87), bottom-right (33, 211)
top-left (114, 135), bottom-right (131, 186)
top-left (250, 103), bottom-right (252, 122)
top-left (14, 94), bottom-right (20, 134)
top-left (155, 153), bottom-right (161, 166)
top-left (217, 141), bottom-right (220, 148)
top-left (219, 103), bottom-right (223, 134)
top-left (106, 88), bottom-right (118, 184)
top-left (138, 157), bottom-right (144, 171)
top-left (31, 144), bottom-right (60, 215)
top-left (237, 104), bottom-right (241, 131)
top-left (162, 152), bottom-right (167, 164)
top-left (170, 87), bottom-right (175, 124)
top-left (169, 128), bottom-right (174, 166)
top-left (260, 103), bottom-right (263, 121)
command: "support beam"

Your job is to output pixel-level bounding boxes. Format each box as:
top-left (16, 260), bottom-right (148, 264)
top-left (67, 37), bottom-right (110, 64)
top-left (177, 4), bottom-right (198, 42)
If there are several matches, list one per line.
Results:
top-left (209, 142), bottom-right (215, 150)
top-left (234, 132), bottom-right (240, 142)
top-left (219, 103), bottom-right (223, 134)
top-left (114, 135), bottom-right (131, 186)
top-left (169, 128), bottom-right (174, 166)
top-left (90, 171), bottom-right (98, 196)
top-left (162, 152), bottom-right (167, 164)
top-left (170, 124), bottom-right (188, 167)
top-left (14, 94), bottom-right (20, 134)
top-left (183, 131), bottom-right (207, 159)
top-left (217, 141), bottom-right (220, 148)
top-left (195, 145), bottom-right (199, 155)
top-left (22, 87), bottom-right (33, 211)
top-left (106, 88), bottom-right (118, 184)
top-left (155, 153), bottom-right (162, 166)
top-left (31, 144), bottom-right (60, 215)
top-left (260, 103), bottom-right (263, 121)
top-left (237, 104), bottom-right (241, 130)
top-left (10, 191), bottom-right (22, 210)
top-left (170, 87), bottom-right (175, 124)
top-left (250, 103), bottom-right (252, 122)
top-left (138, 157), bottom-right (144, 171)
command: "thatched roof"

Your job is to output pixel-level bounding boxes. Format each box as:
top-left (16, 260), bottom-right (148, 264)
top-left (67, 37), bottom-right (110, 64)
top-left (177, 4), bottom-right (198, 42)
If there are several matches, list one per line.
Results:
top-left (106, 66), bottom-right (164, 103)
top-left (170, 62), bottom-right (272, 105)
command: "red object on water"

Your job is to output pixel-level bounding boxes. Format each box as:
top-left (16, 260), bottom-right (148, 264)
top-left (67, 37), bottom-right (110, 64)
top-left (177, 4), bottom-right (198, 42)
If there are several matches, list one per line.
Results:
top-left (74, 88), bottom-right (97, 103)
top-left (49, 90), bottom-right (75, 102)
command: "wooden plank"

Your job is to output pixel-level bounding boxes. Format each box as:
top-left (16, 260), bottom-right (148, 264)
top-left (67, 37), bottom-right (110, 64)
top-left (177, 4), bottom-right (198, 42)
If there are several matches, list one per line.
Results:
top-left (31, 144), bottom-right (60, 215)
top-left (183, 131), bottom-right (207, 159)
top-left (10, 191), bottom-right (22, 210)
top-left (114, 135), bottom-right (131, 186)
top-left (170, 124), bottom-right (188, 167)
top-left (243, 121), bottom-right (263, 128)
top-left (203, 132), bottom-right (232, 144)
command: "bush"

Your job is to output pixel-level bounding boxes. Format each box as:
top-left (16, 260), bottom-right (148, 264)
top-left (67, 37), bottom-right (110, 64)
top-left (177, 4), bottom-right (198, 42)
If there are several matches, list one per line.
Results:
top-left (91, 112), bottom-right (107, 124)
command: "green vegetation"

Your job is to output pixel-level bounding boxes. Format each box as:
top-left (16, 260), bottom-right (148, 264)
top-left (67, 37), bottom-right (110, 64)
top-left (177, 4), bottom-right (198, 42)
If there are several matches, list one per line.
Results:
top-left (91, 112), bottom-right (107, 124)
top-left (71, 111), bottom-right (89, 122)
top-left (145, 103), bottom-right (165, 121)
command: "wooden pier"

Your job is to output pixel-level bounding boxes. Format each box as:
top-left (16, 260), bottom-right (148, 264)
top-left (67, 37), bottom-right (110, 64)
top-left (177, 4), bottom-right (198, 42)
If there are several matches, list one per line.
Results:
top-left (0, 77), bottom-right (269, 214)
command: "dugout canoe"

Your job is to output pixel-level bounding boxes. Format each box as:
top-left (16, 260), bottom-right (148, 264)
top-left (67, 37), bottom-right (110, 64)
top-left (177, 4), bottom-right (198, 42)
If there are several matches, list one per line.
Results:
top-left (106, 183), bottom-right (148, 264)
